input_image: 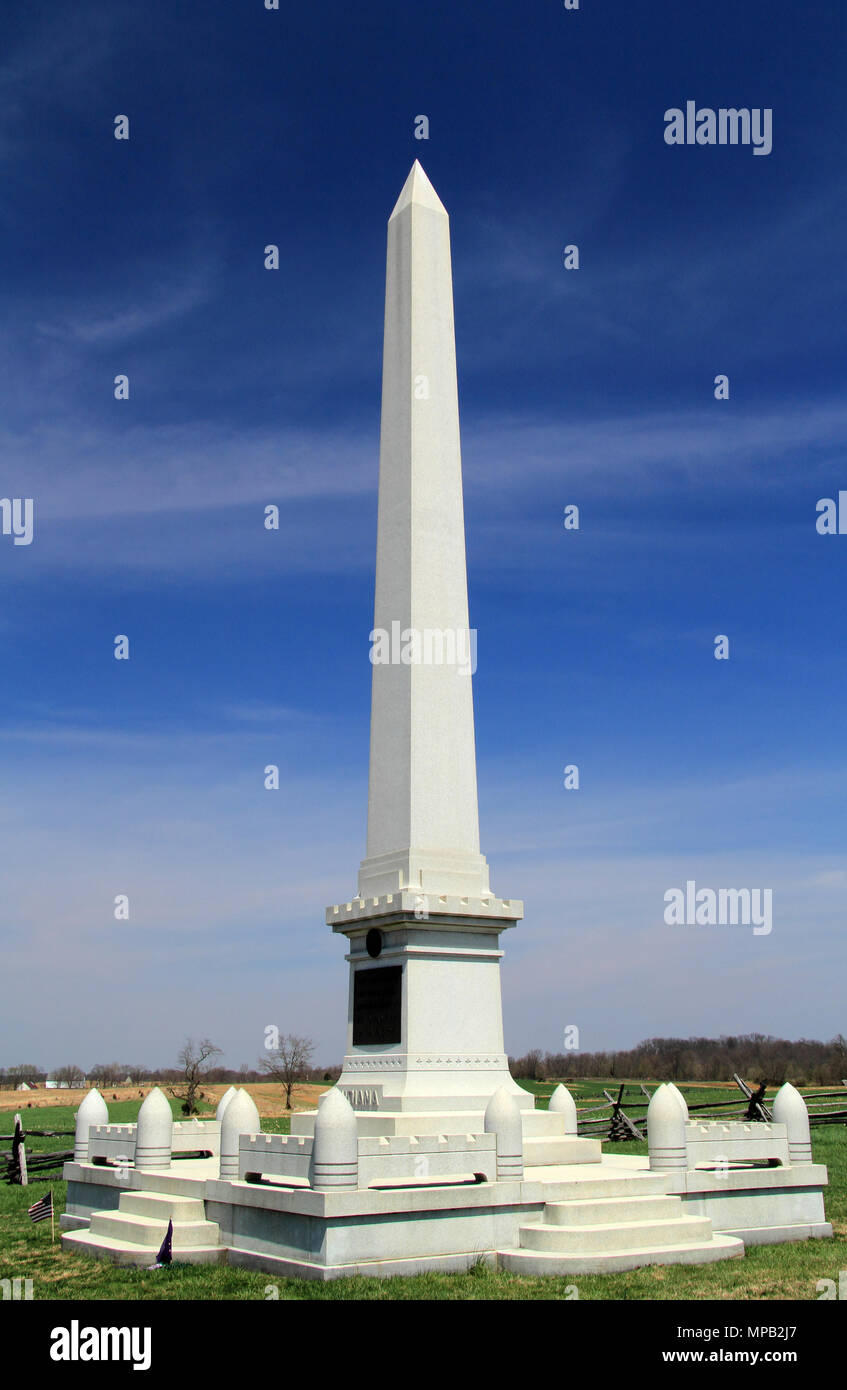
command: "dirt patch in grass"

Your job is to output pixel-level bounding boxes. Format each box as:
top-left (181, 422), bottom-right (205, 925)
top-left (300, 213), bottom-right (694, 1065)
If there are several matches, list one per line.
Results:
top-left (0, 1082), bottom-right (328, 1118)
top-left (197, 1083), bottom-right (328, 1116)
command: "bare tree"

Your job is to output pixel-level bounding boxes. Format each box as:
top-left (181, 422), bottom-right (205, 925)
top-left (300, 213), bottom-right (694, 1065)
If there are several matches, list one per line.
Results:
top-left (89, 1061), bottom-right (125, 1088)
top-left (52, 1065), bottom-right (85, 1088)
top-left (7, 1064), bottom-right (42, 1087)
top-left (168, 1038), bottom-right (222, 1116)
top-left (509, 1048), bottom-right (543, 1081)
top-left (260, 1035), bottom-right (315, 1110)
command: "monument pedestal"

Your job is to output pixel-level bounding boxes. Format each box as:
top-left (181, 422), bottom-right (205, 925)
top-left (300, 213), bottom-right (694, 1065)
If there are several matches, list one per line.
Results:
top-left (289, 899), bottom-right (604, 1166)
top-left (323, 900), bottom-right (531, 1117)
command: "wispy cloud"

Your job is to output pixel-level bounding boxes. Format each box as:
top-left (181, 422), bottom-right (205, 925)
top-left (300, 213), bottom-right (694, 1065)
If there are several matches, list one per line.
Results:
top-left (221, 702), bottom-right (326, 725)
top-left (2, 744), bottom-right (845, 1062)
top-left (458, 173), bottom-right (847, 369)
top-left (1, 396), bottom-right (843, 584)
top-left (34, 260), bottom-right (221, 346)
top-left (467, 399), bottom-right (847, 497)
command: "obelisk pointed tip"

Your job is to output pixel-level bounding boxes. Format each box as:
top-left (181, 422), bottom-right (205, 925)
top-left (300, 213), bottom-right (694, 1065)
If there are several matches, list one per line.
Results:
top-left (389, 160), bottom-right (448, 220)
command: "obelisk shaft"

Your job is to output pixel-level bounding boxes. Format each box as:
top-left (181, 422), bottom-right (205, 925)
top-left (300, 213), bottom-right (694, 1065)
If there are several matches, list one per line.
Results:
top-left (357, 162), bottom-right (490, 902)
top-left (321, 164), bottom-right (526, 1119)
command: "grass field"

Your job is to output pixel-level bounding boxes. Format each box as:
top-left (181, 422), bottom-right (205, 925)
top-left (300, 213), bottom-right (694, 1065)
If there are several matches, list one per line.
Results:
top-left (1, 1082), bottom-right (844, 1301)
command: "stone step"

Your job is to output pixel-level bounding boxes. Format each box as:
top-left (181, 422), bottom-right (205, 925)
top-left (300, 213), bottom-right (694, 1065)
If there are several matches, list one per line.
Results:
top-left (523, 1136), bottom-right (602, 1165)
top-left (498, 1233), bottom-right (745, 1277)
top-left (544, 1195), bottom-right (682, 1226)
top-left (119, 1192), bottom-right (206, 1223)
top-left (61, 1230), bottom-right (226, 1268)
top-left (292, 1108), bottom-right (574, 1140)
top-left (521, 1111), bottom-right (571, 1139)
top-left (518, 1214), bottom-right (714, 1254)
top-left (522, 1170), bottom-right (671, 1200)
top-left (135, 1170), bottom-right (209, 1197)
top-left (89, 1210), bottom-right (221, 1249)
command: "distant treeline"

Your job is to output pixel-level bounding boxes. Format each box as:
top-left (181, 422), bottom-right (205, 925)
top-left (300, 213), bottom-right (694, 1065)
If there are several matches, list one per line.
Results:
top-left (509, 1034), bottom-right (847, 1087)
top-left (0, 1063), bottom-right (343, 1090)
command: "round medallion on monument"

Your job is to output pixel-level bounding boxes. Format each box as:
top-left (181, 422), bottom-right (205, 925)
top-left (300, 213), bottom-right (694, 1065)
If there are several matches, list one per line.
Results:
top-left (366, 928), bottom-right (384, 958)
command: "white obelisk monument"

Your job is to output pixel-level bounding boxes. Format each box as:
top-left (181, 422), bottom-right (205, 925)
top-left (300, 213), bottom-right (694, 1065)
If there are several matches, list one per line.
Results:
top-left (325, 162), bottom-right (530, 1122)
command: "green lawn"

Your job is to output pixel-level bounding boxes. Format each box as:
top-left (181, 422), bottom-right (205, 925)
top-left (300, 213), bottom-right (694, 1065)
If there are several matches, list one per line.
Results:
top-left (1, 1085), bottom-right (843, 1300)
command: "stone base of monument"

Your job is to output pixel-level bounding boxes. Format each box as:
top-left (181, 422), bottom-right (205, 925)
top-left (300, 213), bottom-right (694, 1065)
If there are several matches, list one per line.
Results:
top-left (61, 1151), bottom-right (830, 1279)
top-left (59, 1161), bottom-right (829, 1280)
top-left (62, 1187), bottom-right (226, 1267)
top-left (60, 1081), bottom-right (831, 1280)
top-left (496, 1156), bottom-right (832, 1274)
top-left (290, 1104), bottom-right (600, 1170)
top-left (663, 1163), bottom-right (834, 1246)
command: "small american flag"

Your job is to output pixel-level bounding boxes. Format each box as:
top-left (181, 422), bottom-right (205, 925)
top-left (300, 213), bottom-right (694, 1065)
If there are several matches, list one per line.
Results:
top-left (147, 1218), bottom-right (173, 1269)
top-left (155, 1219), bottom-right (173, 1266)
top-left (28, 1191), bottom-right (53, 1224)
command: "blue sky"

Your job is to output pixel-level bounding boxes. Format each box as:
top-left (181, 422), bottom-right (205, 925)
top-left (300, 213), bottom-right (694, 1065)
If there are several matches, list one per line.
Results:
top-left (1, 1), bottom-right (845, 1072)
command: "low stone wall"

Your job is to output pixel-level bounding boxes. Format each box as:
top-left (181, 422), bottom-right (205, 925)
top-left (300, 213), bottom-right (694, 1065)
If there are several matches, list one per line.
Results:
top-left (238, 1130), bottom-right (497, 1187)
top-left (240, 1134), bottom-right (312, 1183)
top-left (685, 1120), bottom-right (789, 1167)
top-left (648, 1081), bottom-right (813, 1174)
top-left (88, 1119), bottom-right (220, 1163)
top-left (88, 1123), bottom-right (137, 1164)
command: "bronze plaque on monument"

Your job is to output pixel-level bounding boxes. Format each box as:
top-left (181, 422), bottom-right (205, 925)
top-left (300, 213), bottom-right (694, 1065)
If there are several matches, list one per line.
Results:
top-left (353, 965), bottom-right (402, 1046)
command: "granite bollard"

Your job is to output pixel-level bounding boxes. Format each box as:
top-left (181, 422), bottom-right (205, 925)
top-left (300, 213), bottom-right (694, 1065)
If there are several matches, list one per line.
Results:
top-left (484, 1087), bottom-right (523, 1180)
top-left (74, 1088), bottom-right (109, 1162)
top-left (135, 1087), bottom-right (174, 1171)
top-left (310, 1088), bottom-right (358, 1190)
top-left (219, 1089), bottom-right (261, 1180)
top-left (773, 1082), bottom-right (813, 1166)
top-left (647, 1084), bottom-right (688, 1172)
top-left (548, 1083), bottom-right (578, 1135)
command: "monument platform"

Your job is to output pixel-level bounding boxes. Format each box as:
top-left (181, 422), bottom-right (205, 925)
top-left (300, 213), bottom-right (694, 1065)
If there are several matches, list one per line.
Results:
top-left (62, 1143), bottom-right (830, 1279)
top-left (61, 1082), bottom-right (831, 1281)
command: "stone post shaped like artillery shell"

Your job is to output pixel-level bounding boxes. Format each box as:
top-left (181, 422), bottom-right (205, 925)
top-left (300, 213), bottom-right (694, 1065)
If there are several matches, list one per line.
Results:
top-left (485, 1087), bottom-right (524, 1181)
top-left (74, 1088), bottom-right (109, 1161)
top-left (135, 1087), bottom-right (174, 1170)
top-left (219, 1089), bottom-right (261, 1180)
top-left (773, 1082), bottom-right (813, 1166)
top-left (548, 1083), bottom-right (578, 1135)
top-left (311, 1088), bottom-right (358, 1191)
top-left (647, 1084), bottom-right (688, 1172)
